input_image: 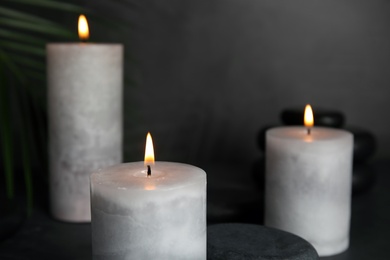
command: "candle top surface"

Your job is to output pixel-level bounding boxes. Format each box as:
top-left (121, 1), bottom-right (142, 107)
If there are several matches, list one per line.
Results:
top-left (47, 43), bottom-right (122, 46)
top-left (46, 43), bottom-right (123, 53)
top-left (267, 126), bottom-right (352, 141)
top-left (91, 161), bottom-right (206, 191)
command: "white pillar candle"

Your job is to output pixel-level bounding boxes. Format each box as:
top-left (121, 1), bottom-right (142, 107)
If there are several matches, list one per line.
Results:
top-left (265, 126), bottom-right (353, 256)
top-left (91, 161), bottom-right (207, 260)
top-left (47, 15), bottom-right (123, 222)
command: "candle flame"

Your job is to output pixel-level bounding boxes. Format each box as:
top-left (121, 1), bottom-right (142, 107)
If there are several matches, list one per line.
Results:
top-left (144, 132), bottom-right (155, 165)
top-left (304, 104), bottom-right (314, 128)
top-left (78, 14), bottom-right (89, 41)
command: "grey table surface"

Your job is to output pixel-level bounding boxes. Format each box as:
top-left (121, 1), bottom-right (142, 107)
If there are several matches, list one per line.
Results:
top-left (0, 160), bottom-right (389, 260)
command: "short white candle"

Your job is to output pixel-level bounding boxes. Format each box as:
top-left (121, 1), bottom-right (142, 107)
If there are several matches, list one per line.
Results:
top-left (265, 105), bottom-right (353, 257)
top-left (47, 15), bottom-right (123, 222)
top-left (91, 134), bottom-right (207, 259)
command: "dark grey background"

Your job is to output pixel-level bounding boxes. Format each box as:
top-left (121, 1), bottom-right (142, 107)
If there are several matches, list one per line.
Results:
top-left (1, 2), bottom-right (389, 258)
top-left (83, 0), bottom-right (390, 167)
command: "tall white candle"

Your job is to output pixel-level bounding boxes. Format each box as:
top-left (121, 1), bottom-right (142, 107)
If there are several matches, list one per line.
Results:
top-left (91, 162), bottom-right (207, 259)
top-left (265, 106), bottom-right (353, 257)
top-left (47, 15), bottom-right (123, 222)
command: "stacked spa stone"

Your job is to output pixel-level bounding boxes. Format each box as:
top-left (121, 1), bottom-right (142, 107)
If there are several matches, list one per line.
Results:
top-left (254, 107), bottom-right (377, 195)
top-left (207, 223), bottom-right (318, 260)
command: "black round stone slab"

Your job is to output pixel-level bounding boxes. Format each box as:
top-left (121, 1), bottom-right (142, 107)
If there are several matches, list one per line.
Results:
top-left (281, 108), bottom-right (345, 128)
top-left (345, 126), bottom-right (376, 163)
top-left (208, 223), bottom-right (319, 260)
top-left (353, 163), bottom-right (376, 195)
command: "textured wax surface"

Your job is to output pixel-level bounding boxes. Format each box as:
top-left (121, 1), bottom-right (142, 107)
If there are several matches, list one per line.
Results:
top-left (265, 127), bottom-right (353, 256)
top-left (207, 223), bottom-right (319, 260)
top-left (267, 126), bottom-right (351, 141)
top-left (91, 162), bottom-right (207, 260)
top-left (47, 43), bottom-right (123, 222)
top-left (92, 161), bottom-right (206, 190)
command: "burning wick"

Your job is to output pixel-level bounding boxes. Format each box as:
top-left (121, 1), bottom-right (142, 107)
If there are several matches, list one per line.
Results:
top-left (147, 165), bottom-right (151, 177)
top-left (304, 104), bottom-right (314, 136)
top-left (144, 132), bottom-right (154, 177)
top-left (78, 14), bottom-right (89, 43)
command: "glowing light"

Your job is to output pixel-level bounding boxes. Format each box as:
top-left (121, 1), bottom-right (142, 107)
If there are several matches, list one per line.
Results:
top-left (144, 132), bottom-right (155, 165)
top-left (304, 104), bottom-right (314, 128)
top-left (78, 14), bottom-right (89, 41)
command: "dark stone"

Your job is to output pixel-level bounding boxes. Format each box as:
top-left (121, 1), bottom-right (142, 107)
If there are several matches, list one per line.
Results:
top-left (353, 163), bottom-right (376, 195)
top-left (281, 108), bottom-right (345, 128)
top-left (345, 126), bottom-right (377, 163)
top-left (207, 223), bottom-right (319, 260)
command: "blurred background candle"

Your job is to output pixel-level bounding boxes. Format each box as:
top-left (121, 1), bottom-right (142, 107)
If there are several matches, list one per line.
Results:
top-left (47, 15), bottom-right (123, 222)
top-left (91, 133), bottom-right (207, 260)
top-left (265, 105), bottom-right (353, 257)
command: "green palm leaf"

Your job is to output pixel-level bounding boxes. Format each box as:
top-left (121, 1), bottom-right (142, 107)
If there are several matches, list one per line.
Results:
top-left (0, 0), bottom-right (83, 212)
top-left (0, 6), bottom-right (66, 26)
top-left (4, 0), bottom-right (86, 13)
top-left (11, 54), bottom-right (45, 71)
top-left (0, 63), bottom-right (14, 199)
top-left (1, 40), bottom-right (45, 56)
top-left (0, 0), bottom-right (134, 216)
top-left (0, 17), bottom-right (74, 38)
top-left (0, 29), bottom-right (47, 45)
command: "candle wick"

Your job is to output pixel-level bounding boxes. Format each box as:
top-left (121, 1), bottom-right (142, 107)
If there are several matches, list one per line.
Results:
top-left (147, 165), bottom-right (151, 177)
top-left (307, 128), bottom-right (311, 135)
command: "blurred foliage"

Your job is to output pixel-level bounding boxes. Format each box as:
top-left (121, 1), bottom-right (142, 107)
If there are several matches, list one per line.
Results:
top-left (0, 0), bottom-right (134, 215)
